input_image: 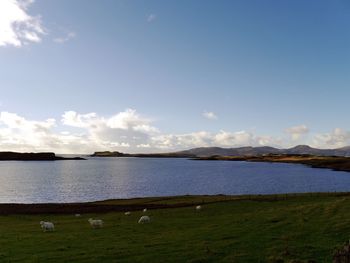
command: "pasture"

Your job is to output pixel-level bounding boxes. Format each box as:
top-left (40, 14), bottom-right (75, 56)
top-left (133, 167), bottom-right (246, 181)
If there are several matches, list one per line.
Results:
top-left (0, 194), bottom-right (349, 262)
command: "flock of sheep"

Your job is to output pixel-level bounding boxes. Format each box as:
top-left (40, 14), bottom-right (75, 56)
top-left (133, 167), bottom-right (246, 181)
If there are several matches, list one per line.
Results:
top-left (39, 205), bottom-right (202, 232)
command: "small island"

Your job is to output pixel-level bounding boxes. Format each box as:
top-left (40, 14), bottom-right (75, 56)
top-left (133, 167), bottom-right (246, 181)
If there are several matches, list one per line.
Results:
top-left (0, 152), bottom-right (85, 161)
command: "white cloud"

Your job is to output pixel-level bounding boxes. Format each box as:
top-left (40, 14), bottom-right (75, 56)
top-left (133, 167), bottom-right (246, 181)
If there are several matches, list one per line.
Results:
top-left (0, 0), bottom-right (45, 47)
top-left (285, 124), bottom-right (309, 141)
top-left (53, 31), bottom-right (76, 44)
top-left (311, 128), bottom-right (350, 149)
top-left (147, 14), bottom-right (156, 22)
top-left (203, 111), bottom-right (218, 120)
top-left (0, 111), bottom-right (58, 151)
top-left (214, 130), bottom-right (253, 146)
top-left (137, 144), bottom-right (151, 148)
top-left (61, 109), bottom-right (159, 152)
top-left (106, 109), bottom-right (156, 132)
top-left (61, 111), bottom-right (99, 128)
top-left (150, 130), bottom-right (281, 150)
top-left (0, 111), bottom-right (54, 129)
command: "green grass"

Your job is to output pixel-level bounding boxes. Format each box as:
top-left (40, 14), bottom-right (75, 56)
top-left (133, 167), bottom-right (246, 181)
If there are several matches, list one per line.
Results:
top-left (1, 194), bottom-right (350, 262)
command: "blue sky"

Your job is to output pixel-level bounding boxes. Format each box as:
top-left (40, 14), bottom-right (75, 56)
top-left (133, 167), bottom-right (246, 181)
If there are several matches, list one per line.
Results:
top-left (0, 0), bottom-right (349, 153)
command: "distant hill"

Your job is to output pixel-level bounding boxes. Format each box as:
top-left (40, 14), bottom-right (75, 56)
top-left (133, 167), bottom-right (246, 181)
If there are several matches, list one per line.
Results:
top-left (174, 145), bottom-right (350, 157)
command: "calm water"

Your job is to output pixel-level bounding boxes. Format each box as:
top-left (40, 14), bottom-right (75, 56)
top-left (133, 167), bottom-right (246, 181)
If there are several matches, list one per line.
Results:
top-left (0, 157), bottom-right (350, 203)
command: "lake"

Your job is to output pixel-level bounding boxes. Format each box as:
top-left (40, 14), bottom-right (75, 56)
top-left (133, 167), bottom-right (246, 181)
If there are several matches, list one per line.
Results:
top-left (0, 157), bottom-right (350, 203)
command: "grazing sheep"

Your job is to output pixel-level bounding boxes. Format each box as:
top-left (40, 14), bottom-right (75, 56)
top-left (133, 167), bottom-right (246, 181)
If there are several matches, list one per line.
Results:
top-left (143, 208), bottom-right (147, 213)
top-left (75, 214), bottom-right (81, 217)
top-left (124, 212), bottom-right (131, 216)
top-left (196, 205), bottom-right (202, 211)
top-left (88, 218), bottom-right (104, 228)
top-left (40, 221), bottom-right (54, 232)
top-left (138, 215), bottom-right (150, 224)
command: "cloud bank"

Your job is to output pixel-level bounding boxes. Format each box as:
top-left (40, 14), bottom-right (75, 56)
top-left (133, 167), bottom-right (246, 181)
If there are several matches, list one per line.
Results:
top-left (0, 109), bottom-right (348, 153)
top-left (0, 0), bottom-right (45, 47)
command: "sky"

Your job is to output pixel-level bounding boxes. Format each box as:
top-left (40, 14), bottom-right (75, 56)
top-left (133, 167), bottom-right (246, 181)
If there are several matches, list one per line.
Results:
top-left (0, 0), bottom-right (350, 153)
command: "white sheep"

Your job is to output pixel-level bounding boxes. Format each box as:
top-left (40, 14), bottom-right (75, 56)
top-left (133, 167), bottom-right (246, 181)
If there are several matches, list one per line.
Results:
top-left (138, 215), bottom-right (151, 224)
top-left (40, 221), bottom-right (55, 232)
top-left (75, 214), bottom-right (81, 217)
top-left (196, 205), bottom-right (202, 211)
top-left (124, 211), bottom-right (131, 216)
top-left (143, 208), bottom-right (147, 213)
top-left (88, 218), bottom-right (104, 228)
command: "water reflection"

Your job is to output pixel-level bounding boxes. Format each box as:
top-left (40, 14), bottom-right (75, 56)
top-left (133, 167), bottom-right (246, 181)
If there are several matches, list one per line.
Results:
top-left (0, 158), bottom-right (349, 203)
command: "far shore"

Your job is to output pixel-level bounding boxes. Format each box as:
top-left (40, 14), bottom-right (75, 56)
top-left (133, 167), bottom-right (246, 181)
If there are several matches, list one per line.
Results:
top-left (192, 154), bottom-right (350, 173)
top-left (90, 149), bottom-right (350, 173)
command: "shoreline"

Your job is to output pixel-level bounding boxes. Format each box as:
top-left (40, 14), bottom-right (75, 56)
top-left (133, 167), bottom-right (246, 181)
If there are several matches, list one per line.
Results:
top-left (1, 192), bottom-right (350, 215)
top-left (192, 154), bottom-right (350, 173)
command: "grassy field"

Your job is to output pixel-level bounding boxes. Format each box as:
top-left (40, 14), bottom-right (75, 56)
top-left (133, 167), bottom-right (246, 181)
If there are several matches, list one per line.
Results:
top-left (1, 194), bottom-right (350, 262)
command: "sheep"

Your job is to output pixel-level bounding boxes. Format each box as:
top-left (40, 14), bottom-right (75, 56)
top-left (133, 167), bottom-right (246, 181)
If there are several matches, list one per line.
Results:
top-left (75, 214), bottom-right (81, 217)
top-left (143, 208), bottom-right (147, 213)
top-left (196, 205), bottom-right (202, 211)
top-left (40, 221), bottom-right (55, 232)
top-left (138, 215), bottom-right (150, 224)
top-left (88, 218), bottom-right (104, 228)
top-left (124, 211), bottom-right (131, 216)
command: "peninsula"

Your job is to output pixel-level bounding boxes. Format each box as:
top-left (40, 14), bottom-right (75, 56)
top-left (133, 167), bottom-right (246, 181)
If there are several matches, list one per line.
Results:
top-left (192, 154), bottom-right (350, 172)
top-left (0, 152), bottom-right (85, 161)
